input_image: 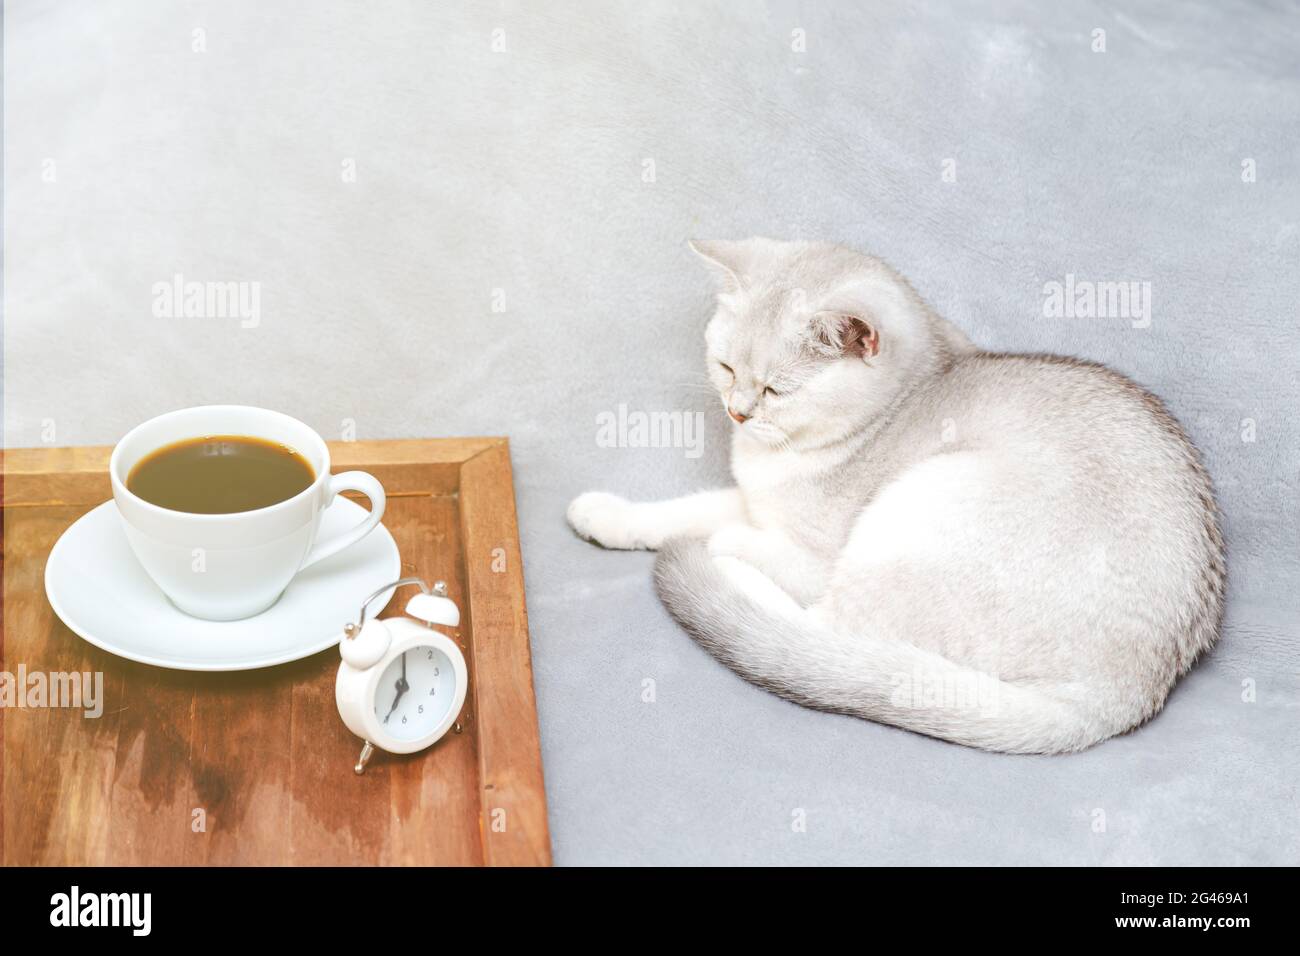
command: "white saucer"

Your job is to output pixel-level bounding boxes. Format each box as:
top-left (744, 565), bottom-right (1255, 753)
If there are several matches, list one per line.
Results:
top-left (45, 498), bottom-right (401, 671)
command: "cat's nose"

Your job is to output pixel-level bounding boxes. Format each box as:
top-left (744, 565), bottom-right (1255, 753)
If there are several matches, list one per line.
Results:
top-left (728, 407), bottom-right (750, 424)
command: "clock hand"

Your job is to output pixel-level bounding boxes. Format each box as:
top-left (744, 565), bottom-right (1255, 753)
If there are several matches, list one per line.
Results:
top-left (383, 652), bottom-right (411, 722)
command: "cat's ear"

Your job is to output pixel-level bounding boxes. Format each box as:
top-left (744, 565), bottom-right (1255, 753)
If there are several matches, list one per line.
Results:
top-left (688, 239), bottom-right (747, 293)
top-left (810, 310), bottom-right (880, 361)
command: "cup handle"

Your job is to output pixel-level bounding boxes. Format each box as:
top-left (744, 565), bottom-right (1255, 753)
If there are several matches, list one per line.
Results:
top-left (299, 471), bottom-right (387, 571)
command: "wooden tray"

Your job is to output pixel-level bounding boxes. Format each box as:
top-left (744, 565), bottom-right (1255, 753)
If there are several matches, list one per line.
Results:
top-left (0, 438), bottom-right (550, 866)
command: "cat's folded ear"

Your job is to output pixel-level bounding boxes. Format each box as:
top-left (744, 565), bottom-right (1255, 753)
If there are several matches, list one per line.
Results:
top-left (810, 310), bottom-right (880, 360)
top-left (688, 239), bottom-right (747, 293)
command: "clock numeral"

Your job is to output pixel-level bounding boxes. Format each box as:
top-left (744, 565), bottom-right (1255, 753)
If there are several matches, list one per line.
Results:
top-left (429, 686), bottom-right (436, 696)
top-left (427, 650), bottom-right (434, 660)
top-left (418, 705), bottom-right (424, 715)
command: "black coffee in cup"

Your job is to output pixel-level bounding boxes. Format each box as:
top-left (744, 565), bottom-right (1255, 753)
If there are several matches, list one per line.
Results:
top-left (126, 435), bottom-right (315, 514)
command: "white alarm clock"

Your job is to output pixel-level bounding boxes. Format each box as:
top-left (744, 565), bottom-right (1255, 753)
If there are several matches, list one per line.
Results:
top-left (335, 576), bottom-right (469, 774)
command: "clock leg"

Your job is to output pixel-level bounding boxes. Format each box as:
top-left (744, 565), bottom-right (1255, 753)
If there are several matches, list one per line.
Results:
top-left (353, 740), bottom-right (375, 775)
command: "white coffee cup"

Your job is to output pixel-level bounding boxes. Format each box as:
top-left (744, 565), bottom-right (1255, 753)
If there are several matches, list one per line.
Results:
top-left (110, 405), bottom-right (387, 621)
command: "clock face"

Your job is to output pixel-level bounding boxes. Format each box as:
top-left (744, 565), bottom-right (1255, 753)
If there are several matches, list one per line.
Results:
top-left (373, 645), bottom-right (459, 742)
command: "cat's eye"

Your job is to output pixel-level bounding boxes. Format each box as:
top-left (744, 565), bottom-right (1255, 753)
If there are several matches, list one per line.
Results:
top-left (717, 361), bottom-right (734, 375)
top-left (764, 386), bottom-right (782, 398)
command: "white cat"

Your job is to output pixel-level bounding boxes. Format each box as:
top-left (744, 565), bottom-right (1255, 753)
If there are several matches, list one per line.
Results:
top-left (568, 238), bottom-right (1225, 754)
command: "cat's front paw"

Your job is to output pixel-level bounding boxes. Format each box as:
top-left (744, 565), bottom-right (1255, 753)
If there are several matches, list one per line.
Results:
top-left (567, 491), bottom-right (655, 550)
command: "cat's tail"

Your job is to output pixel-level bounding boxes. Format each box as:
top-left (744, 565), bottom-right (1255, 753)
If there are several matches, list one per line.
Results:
top-left (653, 538), bottom-right (1119, 755)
